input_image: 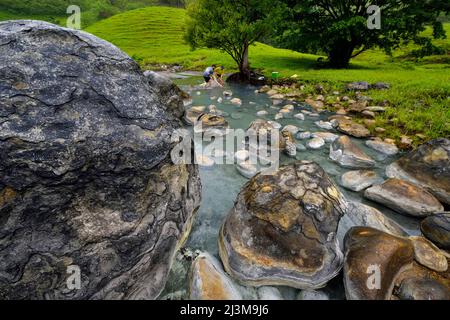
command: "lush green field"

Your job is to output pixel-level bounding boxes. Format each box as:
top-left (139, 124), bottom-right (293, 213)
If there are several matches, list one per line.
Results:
top-left (86, 7), bottom-right (449, 142)
top-left (1, 5), bottom-right (449, 142)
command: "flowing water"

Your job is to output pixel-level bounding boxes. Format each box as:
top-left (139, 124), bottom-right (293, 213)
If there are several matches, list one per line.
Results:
top-left (159, 75), bottom-right (421, 300)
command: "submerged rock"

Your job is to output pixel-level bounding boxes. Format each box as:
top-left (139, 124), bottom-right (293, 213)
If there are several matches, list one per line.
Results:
top-left (386, 138), bottom-right (450, 205)
top-left (315, 121), bottom-right (334, 131)
top-left (257, 287), bottom-right (283, 300)
top-left (340, 170), bottom-right (383, 192)
top-left (297, 289), bottom-right (330, 300)
top-left (0, 21), bottom-right (202, 299)
top-left (231, 98), bottom-right (242, 105)
top-left (421, 214), bottom-right (450, 250)
top-left (189, 253), bottom-right (242, 300)
top-left (312, 132), bottom-right (339, 143)
top-left (297, 131), bottom-right (311, 140)
top-left (364, 178), bottom-right (444, 217)
top-left (343, 227), bottom-right (414, 300)
top-left (194, 114), bottom-right (230, 137)
top-left (219, 161), bottom-right (347, 289)
top-left (236, 161), bottom-right (259, 179)
top-left (344, 202), bottom-right (407, 237)
top-left (330, 136), bottom-right (376, 168)
top-left (307, 137), bottom-right (325, 150)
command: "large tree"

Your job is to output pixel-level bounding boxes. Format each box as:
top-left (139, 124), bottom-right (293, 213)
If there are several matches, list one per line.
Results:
top-left (184, 0), bottom-right (282, 79)
top-left (276, 0), bottom-right (449, 68)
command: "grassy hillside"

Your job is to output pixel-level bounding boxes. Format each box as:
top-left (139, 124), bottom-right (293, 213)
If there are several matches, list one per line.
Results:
top-left (85, 6), bottom-right (449, 141)
top-left (1, 5), bottom-right (448, 141)
top-left (0, 0), bottom-right (162, 27)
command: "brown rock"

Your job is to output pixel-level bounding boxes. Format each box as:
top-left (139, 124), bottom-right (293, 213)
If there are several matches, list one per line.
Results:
top-left (364, 178), bottom-right (444, 217)
top-left (386, 138), bottom-right (450, 205)
top-left (337, 119), bottom-right (371, 138)
top-left (189, 252), bottom-right (242, 300)
top-left (409, 236), bottom-right (448, 272)
top-left (344, 227), bottom-right (414, 300)
top-left (219, 161), bottom-right (347, 289)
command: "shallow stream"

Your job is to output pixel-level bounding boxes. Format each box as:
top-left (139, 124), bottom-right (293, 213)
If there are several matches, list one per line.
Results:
top-left (159, 74), bottom-right (421, 300)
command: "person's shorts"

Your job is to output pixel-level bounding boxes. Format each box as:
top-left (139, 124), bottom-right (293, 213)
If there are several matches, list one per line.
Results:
top-left (204, 76), bottom-right (211, 83)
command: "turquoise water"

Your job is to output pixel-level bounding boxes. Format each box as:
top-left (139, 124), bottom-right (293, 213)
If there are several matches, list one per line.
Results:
top-left (159, 76), bottom-right (421, 300)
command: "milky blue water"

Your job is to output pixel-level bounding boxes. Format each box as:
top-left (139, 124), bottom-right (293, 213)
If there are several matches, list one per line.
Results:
top-left (159, 76), bottom-right (421, 300)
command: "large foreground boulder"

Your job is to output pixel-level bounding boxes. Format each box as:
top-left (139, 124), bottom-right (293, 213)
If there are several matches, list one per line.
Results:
top-left (219, 161), bottom-right (347, 289)
top-left (0, 21), bottom-right (201, 299)
top-left (386, 138), bottom-right (450, 205)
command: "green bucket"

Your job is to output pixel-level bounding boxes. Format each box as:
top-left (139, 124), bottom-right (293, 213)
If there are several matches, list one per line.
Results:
top-left (271, 72), bottom-right (279, 80)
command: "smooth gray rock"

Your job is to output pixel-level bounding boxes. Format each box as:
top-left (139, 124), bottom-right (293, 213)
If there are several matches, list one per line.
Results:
top-left (330, 136), bottom-right (376, 168)
top-left (366, 140), bottom-right (399, 156)
top-left (364, 178), bottom-right (444, 217)
top-left (0, 21), bottom-right (201, 300)
top-left (344, 202), bottom-right (407, 237)
top-left (340, 170), bottom-right (383, 192)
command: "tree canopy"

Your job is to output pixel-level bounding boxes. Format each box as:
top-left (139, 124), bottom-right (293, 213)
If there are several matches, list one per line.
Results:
top-left (184, 0), bottom-right (282, 78)
top-left (276, 0), bottom-right (449, 68)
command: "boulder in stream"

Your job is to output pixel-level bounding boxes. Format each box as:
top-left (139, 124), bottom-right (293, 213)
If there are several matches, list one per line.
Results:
top-left (364, 178), bottom-right (444, 217)
top-left (330, 136), bottom-right (376, 168)
top-left (386, 138), bottom-right (450, 205)
top-left (219, 161), bottom-right (347, 289)
top-left (343, 227), bottom-right (414, 300)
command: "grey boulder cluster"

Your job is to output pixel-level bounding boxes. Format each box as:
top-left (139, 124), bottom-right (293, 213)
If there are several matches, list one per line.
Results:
top-left (0, 21), bottom-right (201, 299)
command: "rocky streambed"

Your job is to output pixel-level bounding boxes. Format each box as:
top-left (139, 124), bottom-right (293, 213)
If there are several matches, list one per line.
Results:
top-left (0, 21), bottom-right (448, 301)
top-left (161, 74), bottom-right (450, 300)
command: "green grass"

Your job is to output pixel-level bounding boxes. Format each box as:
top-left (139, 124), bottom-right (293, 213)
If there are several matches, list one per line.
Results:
top-left (0, 10), bottom-right (64, 25)
top-left (86, 7), bottom-right (450, 142)
top-left (2, 5), bottom-right (449, 142)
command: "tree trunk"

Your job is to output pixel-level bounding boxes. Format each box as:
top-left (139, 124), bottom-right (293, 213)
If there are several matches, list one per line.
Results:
top-left (239, 41), bottom-right (250, 79)
top-left (328, 43), bottom-right (355, 68)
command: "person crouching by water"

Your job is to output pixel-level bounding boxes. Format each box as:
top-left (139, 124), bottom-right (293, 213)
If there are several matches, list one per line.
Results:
top-left (203, 64), bottom-right (216, 85)
top-left (214, 66), bottom-right (225, 86)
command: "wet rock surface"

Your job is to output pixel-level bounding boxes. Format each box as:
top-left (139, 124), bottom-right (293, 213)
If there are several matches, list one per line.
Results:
top-left (364, 178), bottom-right (444, 217)
top-left (0, 21), bottom-right (201, 299)
top-left (421, 214), bottom-right (450, 250)
top-left (219, 161), bottom-right (347, 289)
top-left (393, 261), bottom-right (450, 300)
top-left (189, 252), bottom-right (242, 300)
top-left (386, 138), bottom-right (450, 205)
top-left (343, 227), bottom-right (414, 300)
top-left (409, 236), bottom-right (448, 272)
top-left (344, 202), bottom-right (407, 237)
top-left (340, 170), bottom-right (383, 192)
top-left (330, 136), bottom-right (376, 168)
